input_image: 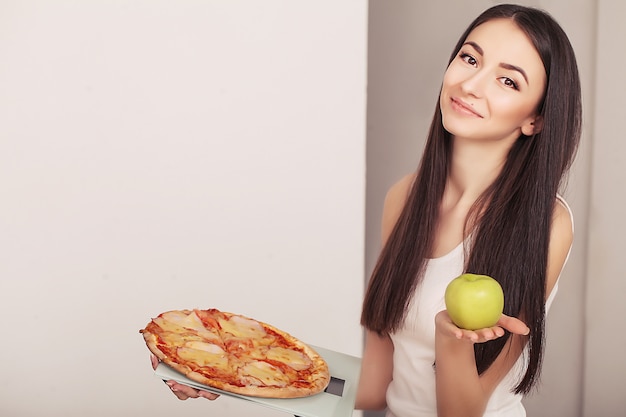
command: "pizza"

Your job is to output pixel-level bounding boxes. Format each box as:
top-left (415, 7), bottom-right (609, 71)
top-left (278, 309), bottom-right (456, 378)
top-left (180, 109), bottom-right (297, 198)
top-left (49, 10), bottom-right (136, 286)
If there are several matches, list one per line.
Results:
top-left (140, 308), bottom-right (330, 398)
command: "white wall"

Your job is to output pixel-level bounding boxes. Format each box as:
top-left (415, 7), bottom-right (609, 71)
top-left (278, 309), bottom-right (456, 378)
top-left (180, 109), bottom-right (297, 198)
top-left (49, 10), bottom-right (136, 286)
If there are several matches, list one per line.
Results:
top-left (0, 1), bottom-right (367, 416)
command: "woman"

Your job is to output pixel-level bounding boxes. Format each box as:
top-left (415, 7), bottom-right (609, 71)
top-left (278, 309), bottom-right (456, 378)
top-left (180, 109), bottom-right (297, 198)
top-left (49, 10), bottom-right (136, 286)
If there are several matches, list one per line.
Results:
top-left (153, 4), bottom-right (582, 416)
top-left (357, 3), bottom-right (580, 417)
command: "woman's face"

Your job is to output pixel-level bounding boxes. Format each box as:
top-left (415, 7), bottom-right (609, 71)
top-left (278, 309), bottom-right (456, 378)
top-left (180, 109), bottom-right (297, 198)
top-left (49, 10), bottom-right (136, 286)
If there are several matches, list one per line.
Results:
top-left (439, 18), bottom-right (546, 144)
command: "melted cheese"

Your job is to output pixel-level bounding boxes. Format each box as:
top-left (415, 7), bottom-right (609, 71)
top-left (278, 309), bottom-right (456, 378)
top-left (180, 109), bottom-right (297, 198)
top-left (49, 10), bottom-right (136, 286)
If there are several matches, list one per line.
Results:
top-left (177, 344), bottom-right (228, 369)
top-left (266, 347), bottom-right (312, 371)
top-left (162, 331), bottom-right (203, 347)
top-left (153, 316), bottom-right (189, 334)
top-left (161, 311), bottom-right (220, 343)
top-left (185, 341), bottom-right (225, 354)
top-left (239, 361), bottom-right (290, 387)
top-left (162, 311), bottom-right (205, 331)
top-left (219, 316), bottom-right (267, 339)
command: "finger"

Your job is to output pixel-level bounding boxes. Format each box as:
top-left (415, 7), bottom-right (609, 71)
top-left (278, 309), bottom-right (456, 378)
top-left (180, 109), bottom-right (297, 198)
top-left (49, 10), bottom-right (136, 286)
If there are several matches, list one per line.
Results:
top-left (458, 327), bottom-right (502, 343)
top-left (168, 383), bottom-right (200, 400)
top-left (476, 327), bottom-right (504, 341)
top-left (164, 380), bottom-right (219, 401)
top-left (497, 315), bottom-right (530, 336)
top-left (164, 380), bottom-right (189, 400)
top-left (461, 329), bottom-right (481, 343)
top-left (198, 391), bottom-right (220, 400)
top-left (172, 389), bottom-right (192, 401)
top-left (150, 354), bottom-right (160, 370)
top-left (167, 381), bottom-right (201, 399)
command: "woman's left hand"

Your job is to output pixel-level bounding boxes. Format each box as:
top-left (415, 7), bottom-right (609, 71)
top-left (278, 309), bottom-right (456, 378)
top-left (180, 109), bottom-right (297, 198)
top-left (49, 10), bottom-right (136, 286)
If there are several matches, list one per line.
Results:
top-left (435, 310), bottom-right (530, 344)
top-left (150, 354), bottom-right (220, 401)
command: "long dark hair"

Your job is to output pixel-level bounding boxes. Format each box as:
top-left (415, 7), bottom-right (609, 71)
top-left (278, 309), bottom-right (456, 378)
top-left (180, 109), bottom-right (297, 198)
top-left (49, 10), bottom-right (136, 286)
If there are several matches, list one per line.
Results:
top-left (361, 4), bottom-right (581, 394)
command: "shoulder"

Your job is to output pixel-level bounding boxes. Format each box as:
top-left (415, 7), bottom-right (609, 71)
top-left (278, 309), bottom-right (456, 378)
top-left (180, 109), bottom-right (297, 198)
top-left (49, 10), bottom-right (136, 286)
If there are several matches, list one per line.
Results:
top-left (546, 196), bottom-right (574, 295)
top-left (381, 173), bottom-right (415, 244)
top-left (384, 173), bottom-right (415, 207)
top-left (551, 196), bottom-right (574, 247)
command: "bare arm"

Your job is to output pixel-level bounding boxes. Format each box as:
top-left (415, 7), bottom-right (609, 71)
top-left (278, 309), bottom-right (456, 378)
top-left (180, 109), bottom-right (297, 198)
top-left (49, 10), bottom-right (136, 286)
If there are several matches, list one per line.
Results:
top-left (354, 331), bottom-right (394, 410)
top-left (434, 199), bottom-right (574, 417)
top-left (355, 174), bottom-right (415, 410)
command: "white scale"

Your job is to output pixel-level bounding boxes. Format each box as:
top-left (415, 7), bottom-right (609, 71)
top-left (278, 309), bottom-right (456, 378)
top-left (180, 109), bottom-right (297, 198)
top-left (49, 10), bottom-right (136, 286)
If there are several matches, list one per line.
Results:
top-left (154, 345), bottom-right (362, 417)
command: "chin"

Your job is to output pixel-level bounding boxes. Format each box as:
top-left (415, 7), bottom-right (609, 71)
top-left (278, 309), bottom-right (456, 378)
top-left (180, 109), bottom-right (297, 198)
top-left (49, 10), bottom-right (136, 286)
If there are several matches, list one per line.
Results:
top-left (440, 115), bottom-right (464, 137)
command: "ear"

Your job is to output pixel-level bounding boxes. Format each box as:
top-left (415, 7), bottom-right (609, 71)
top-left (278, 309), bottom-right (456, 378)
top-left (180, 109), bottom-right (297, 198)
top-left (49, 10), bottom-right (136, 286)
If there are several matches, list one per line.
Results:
top-left (521, 115), bottom-right (544, 136)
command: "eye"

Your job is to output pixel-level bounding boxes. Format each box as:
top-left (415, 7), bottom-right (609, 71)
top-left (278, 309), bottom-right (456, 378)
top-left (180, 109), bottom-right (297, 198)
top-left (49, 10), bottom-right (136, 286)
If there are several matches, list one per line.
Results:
top-left (499, 77), bottom-right (519, 90)
top-left (459, 52), bottom-right (478, 67)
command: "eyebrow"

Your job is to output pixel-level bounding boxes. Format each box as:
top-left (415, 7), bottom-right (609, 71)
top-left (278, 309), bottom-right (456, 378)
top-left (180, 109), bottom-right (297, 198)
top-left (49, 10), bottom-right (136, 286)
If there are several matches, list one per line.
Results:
top-left (462, 41), bottom-right (529, 85)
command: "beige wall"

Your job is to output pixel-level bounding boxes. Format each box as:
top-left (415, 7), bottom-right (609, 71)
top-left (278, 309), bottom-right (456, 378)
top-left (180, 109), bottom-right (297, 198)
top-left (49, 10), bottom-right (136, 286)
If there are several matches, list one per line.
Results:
top-left (583, 0), bottom-right (626, 415)
top-left (366, 0), bottom-right (624, 416)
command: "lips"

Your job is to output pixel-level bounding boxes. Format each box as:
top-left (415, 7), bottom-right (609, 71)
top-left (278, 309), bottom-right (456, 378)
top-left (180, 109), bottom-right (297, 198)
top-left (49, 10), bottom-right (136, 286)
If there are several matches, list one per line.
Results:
top-left (450, 97), bottom-right (483, 118)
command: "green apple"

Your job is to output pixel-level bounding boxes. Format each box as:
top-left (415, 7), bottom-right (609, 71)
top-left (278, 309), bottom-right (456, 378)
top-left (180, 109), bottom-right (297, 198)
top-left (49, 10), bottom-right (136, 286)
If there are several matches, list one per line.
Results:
top-left (444, 273), bottom-right (504, 330)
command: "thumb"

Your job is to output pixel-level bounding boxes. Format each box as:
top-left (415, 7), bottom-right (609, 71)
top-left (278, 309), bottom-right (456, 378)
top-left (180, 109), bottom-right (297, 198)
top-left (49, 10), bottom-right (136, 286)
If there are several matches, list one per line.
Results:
top-left (497, 314), bottom-right (530, 336)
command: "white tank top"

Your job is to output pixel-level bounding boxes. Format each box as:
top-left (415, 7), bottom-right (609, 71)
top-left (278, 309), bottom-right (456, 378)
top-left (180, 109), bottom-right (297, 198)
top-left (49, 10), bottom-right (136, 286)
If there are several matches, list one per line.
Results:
top-left (385, 197), bottom-right (573, 417)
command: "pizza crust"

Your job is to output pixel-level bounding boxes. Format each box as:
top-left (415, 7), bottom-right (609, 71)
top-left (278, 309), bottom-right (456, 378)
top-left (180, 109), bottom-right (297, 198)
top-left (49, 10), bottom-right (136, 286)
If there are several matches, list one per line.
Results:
top-left (140, 309), bottom-right (330, 398)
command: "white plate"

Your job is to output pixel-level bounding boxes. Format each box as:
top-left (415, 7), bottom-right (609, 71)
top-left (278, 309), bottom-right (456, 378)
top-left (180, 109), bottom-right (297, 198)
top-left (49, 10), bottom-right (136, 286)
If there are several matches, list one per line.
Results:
top-left (155, 345), bottom-right (361, 417)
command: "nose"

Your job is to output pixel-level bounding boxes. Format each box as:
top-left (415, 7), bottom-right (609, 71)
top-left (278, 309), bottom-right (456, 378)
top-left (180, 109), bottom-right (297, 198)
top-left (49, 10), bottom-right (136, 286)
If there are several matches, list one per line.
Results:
top-left (460, 70), bottom-right (488, 98)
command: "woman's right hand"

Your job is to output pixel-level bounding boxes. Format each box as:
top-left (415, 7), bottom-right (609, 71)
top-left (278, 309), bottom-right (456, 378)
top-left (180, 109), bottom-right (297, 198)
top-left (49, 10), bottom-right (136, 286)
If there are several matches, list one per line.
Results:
top-left (434, 310), bottom-right (530, 344)
top-left (151, 354), bottom-right (220, 401)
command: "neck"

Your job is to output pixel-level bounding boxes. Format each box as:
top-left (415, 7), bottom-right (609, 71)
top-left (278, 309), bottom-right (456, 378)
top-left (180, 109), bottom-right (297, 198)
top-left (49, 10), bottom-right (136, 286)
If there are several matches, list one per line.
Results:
top-left (446, 136), bottom-right (511, 204)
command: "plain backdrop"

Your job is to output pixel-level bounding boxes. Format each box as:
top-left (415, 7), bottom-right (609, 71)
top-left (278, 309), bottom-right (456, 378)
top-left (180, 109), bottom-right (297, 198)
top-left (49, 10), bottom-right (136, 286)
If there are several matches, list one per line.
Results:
top-left (0, 1), bottom-right (367, 416)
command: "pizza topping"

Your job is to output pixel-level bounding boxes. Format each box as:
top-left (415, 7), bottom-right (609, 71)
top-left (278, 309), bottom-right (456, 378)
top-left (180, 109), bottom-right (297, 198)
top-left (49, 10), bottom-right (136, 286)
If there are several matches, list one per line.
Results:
top-left (140, 308), bottom-right (329, 398)
top-left (265, 347), bottom-right (313, 371)
top-left (185, 340), bottom-right (226, 354)
top-left (177, 346), bottom-right (229, 369)
top-left (238, 360), bottom-right (291, 387)
top-left (152, 316), bottom-right (191, 335)
top-left (161, 310), bottom-right (221, 343)
top-left (219, 315), bottom-right (267, 339)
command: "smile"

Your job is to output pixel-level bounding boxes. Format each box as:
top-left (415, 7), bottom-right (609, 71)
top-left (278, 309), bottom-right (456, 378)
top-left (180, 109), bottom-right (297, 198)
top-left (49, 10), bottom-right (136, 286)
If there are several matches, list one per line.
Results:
top-left (450, 98), bottom-right (483, 118)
